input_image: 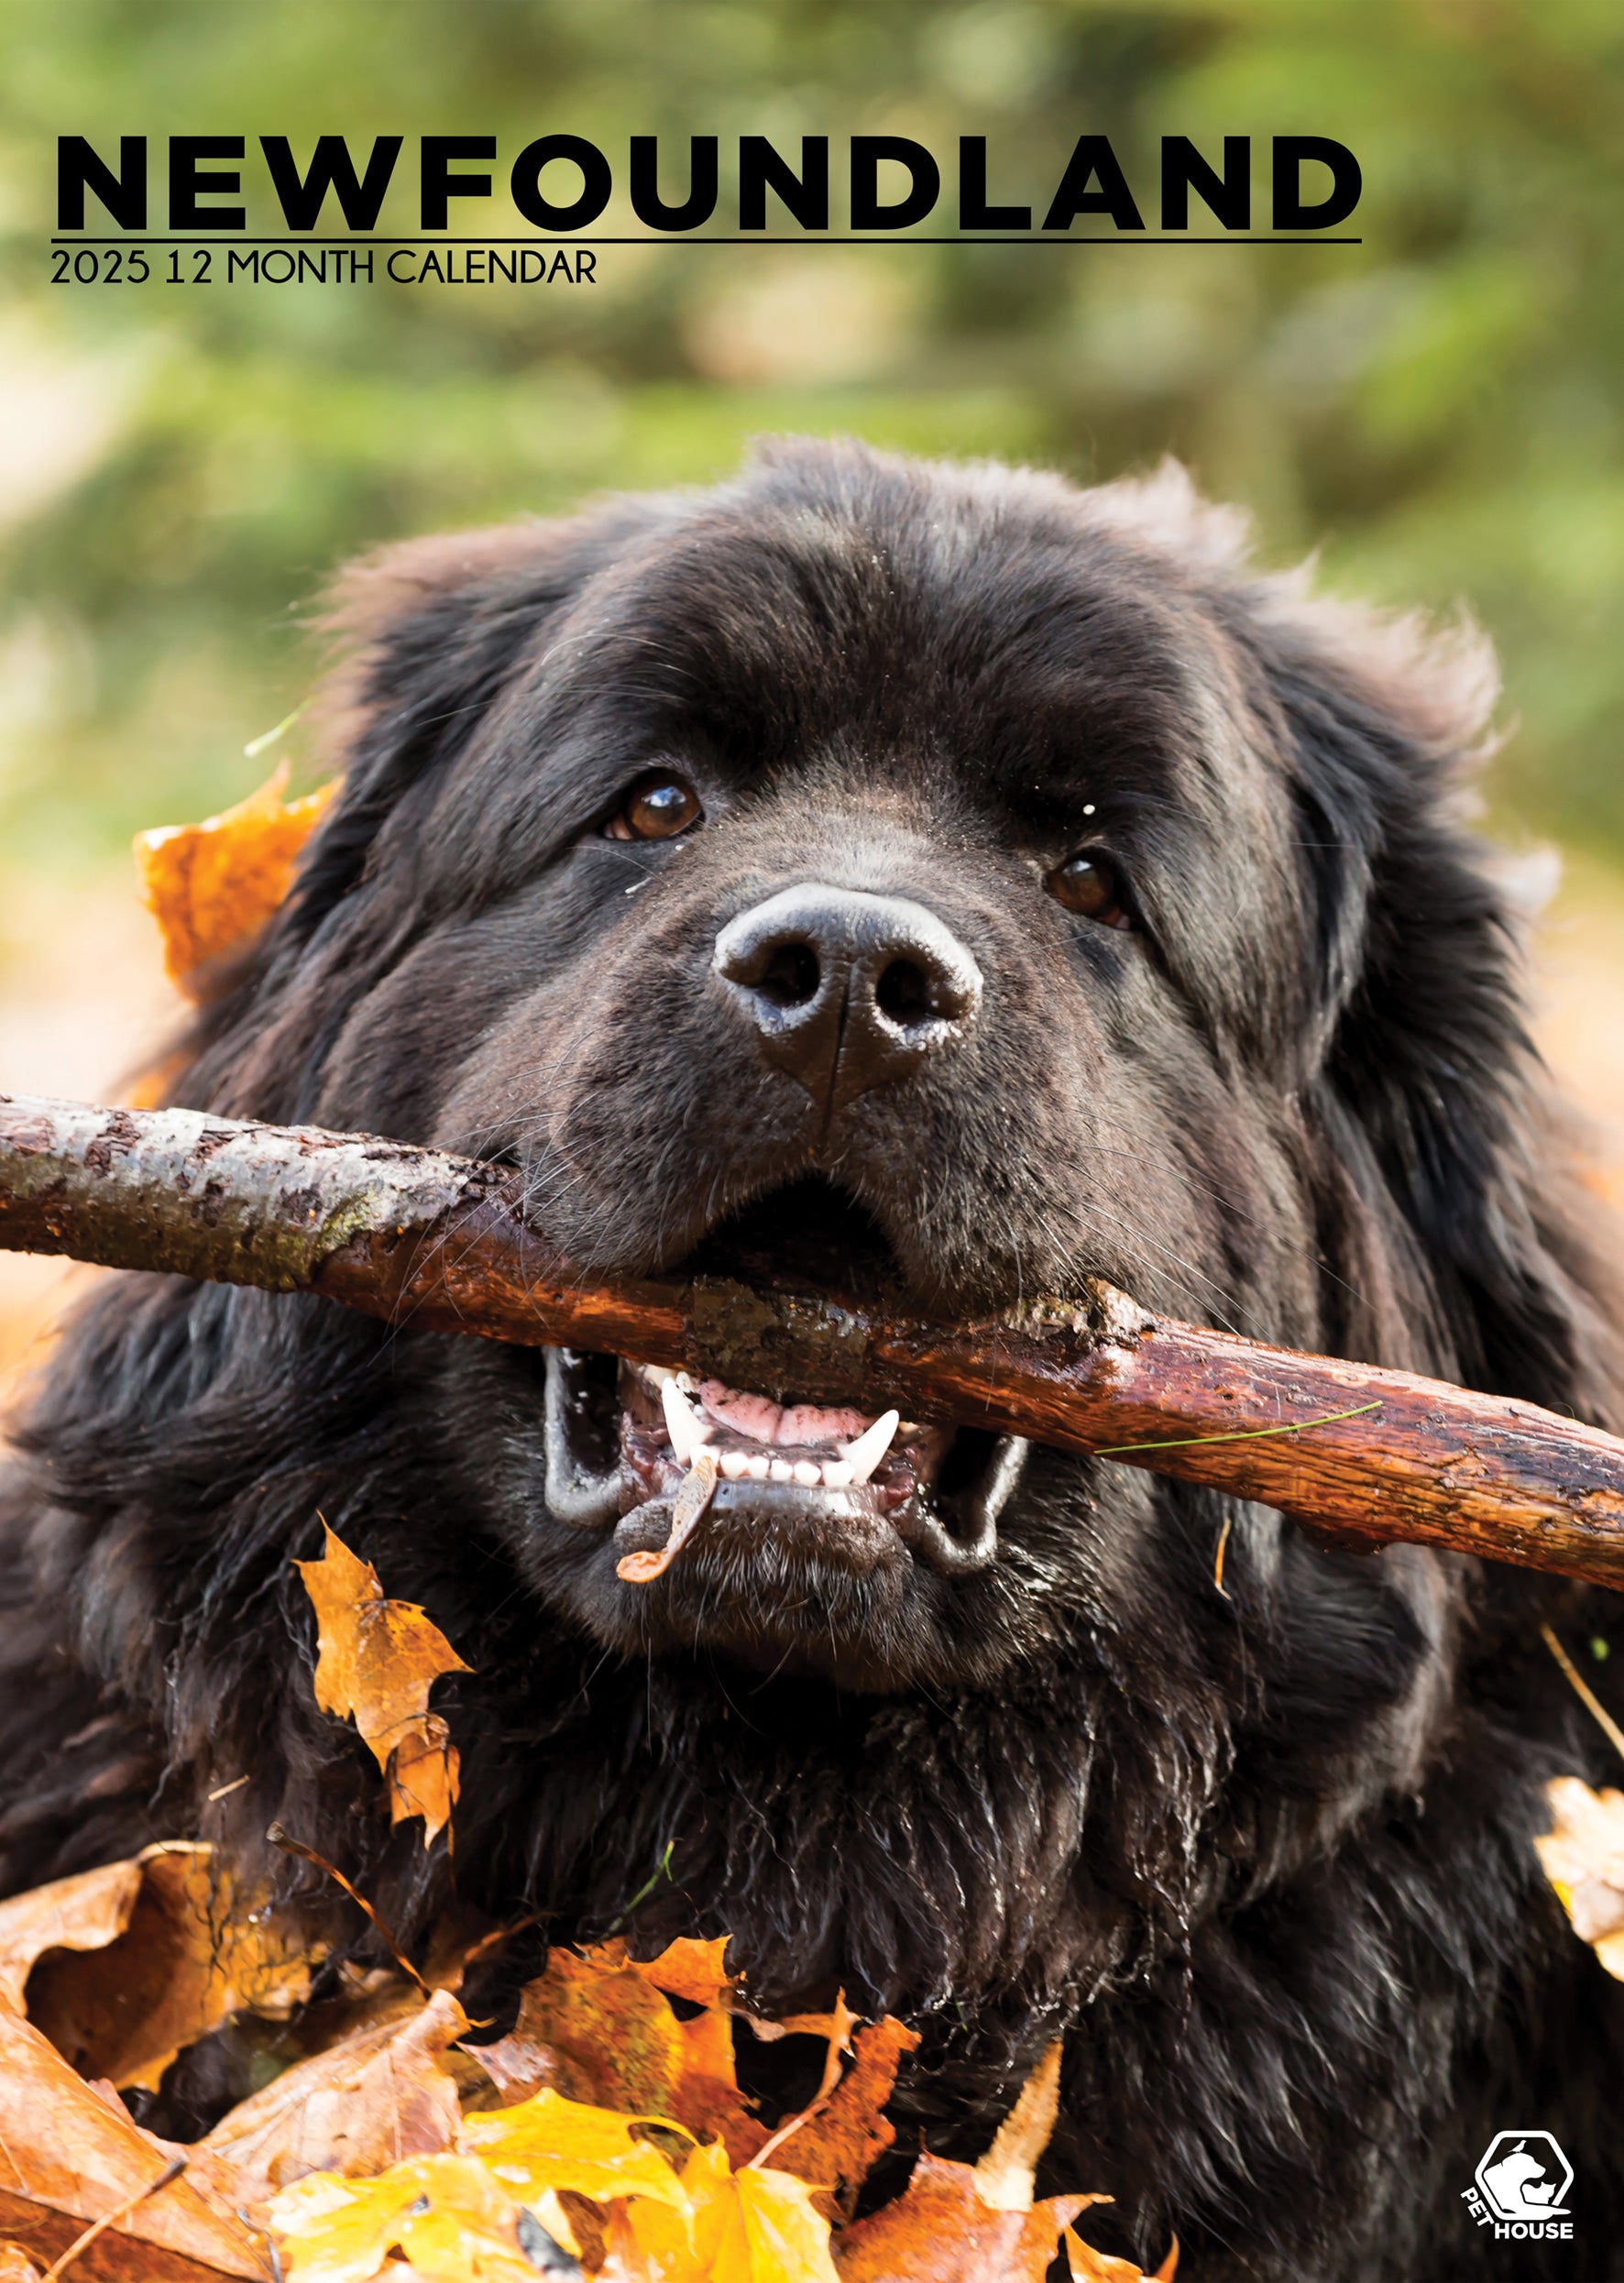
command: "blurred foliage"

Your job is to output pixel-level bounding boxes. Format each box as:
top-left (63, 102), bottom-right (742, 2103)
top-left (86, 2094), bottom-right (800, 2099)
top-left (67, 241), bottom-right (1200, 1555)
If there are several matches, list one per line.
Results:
top-left (0, 0), bottom-right (1622, 865)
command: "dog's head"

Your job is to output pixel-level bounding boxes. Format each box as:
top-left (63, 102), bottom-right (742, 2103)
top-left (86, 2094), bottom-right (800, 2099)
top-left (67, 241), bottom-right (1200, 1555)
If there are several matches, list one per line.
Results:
top-left (160, 441), bottom-right (1619, 1704)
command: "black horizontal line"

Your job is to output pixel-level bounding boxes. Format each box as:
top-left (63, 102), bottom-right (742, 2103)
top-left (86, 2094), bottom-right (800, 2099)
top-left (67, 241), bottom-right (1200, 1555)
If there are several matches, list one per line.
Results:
top-left (51, 233), bottom-right (1362, 247)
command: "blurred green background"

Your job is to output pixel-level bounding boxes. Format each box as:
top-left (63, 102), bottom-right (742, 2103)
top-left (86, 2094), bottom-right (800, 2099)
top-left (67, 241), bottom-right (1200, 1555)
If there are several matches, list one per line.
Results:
top-left (0, 0), bottom-right (1621, 863)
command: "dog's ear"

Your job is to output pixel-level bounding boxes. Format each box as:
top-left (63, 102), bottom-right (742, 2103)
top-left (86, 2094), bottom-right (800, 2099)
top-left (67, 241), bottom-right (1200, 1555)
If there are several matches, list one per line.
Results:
top-left (1091, 466), bottom-right (1624, 1421)
top-left (173, 502), bottom-right (662, 1121)
top-left (293, 503), bottom-right (672, 951)
top-left (1238, 577), bottom-right (1624, 1425)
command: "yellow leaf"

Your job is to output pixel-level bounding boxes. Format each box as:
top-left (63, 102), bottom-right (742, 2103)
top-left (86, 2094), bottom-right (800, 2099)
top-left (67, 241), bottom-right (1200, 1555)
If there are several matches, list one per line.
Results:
top-left (296, 1524), bottom-right (471, 1845)
top-left (134, 762), bottom-right (337, 993)
top-left (611, 2143), bottom-right (839, 2283)
top-left (269, 2156), bottom-right (537, 2283)
top-left (462, 2087), bottom-right (692, 2215)
top-left (608, 2140), bottom-right (731, 2280)
top-left (714, 2168), bottom-right (840, 2283)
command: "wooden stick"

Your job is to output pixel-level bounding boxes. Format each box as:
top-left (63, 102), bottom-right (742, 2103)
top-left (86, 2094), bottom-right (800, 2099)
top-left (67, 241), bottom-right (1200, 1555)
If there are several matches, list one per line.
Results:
top-left (5, 1092), bottom-right (1624, 1592)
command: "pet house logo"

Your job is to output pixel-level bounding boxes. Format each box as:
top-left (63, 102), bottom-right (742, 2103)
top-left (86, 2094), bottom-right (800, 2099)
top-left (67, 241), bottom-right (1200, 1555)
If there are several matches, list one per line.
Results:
top-left (1462, 2133), bottom-right (1575, 2241)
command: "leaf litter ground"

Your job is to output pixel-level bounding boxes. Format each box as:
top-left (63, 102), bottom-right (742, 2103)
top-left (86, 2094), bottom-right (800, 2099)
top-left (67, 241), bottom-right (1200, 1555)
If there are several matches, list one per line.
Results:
top-left (0, 776), bottom-right (1614, 2281)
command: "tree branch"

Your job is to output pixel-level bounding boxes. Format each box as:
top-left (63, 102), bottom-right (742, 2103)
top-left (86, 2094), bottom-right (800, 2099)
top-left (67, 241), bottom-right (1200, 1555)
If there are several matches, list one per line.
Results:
top-left (5, 1092), bottom-right (1624, 1592)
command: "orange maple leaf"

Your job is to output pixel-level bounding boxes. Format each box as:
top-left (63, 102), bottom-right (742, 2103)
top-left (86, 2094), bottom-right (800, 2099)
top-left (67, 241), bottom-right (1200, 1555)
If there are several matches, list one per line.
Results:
top-left (832, 2152), bottom-right (1090, 2282)
top-left (472, 1940), bottom-right (768, 2167)
top-left (134, 761), bottom-right (337, 994)
top-left (295, 1523), bottom-right (471, 1845)
top-left (764, 2015), bottom-right (917, 2217)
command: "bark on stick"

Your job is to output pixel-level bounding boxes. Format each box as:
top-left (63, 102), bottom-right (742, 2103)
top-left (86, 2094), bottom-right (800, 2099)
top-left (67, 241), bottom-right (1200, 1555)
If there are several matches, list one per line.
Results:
top-left (5, 1092), bottom-right (1624, 1593)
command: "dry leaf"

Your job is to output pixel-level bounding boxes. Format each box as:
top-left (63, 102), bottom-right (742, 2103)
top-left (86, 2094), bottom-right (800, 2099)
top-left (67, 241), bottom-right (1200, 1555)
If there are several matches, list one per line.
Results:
top-left (1065, 2229), bottom-right (1179, 2281)
top-left (971, 2040), bottom-right (1061, 2211)
top-left (460, 2088), bottom-right (693, 2217)
top-left (0, 2246), bottom-right (42, 2283)
top-left (621, 1937), bottom-right (737, 2013)
top-left (1536, 1776), bottom-right (1624, 1978)
top-left (476, 1946), bottom-right (765, 2167)
top-left (0, 2004), bottom-right (265, 2280)
top-left (26, 1845), bottom-right (316, 2093)
top-left (0, 1858), bottom-right (143, 2012)
top-left (135, 763), bottom-right (337, 993)
top-left (833, 2040), bottom-right (1085, 2281)
top-left (296, 1525), bottom-right (471, 1844)
top-left (202, 1990), bottom-right (468, 2212)
top-left (833, 2153), bottom-right (1088, 2282)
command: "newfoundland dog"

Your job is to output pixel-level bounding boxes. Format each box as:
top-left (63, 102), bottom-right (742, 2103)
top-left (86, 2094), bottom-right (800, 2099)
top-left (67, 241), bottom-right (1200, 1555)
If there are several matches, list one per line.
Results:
top-left (3, 440), bottom-right (1623, 2279)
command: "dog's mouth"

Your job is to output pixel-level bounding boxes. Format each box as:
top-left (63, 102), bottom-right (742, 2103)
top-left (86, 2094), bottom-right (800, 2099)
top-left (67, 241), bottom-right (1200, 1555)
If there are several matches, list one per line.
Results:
top-left (540, 1179), bottom-right (1028, 1583)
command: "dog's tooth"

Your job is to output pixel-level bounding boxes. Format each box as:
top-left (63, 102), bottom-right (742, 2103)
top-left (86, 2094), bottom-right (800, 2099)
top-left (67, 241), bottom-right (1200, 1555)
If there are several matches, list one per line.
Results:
top-left (745, 1455), bottom-right (771, 1481)
top-left (719, 1449), bottom-right (751, 1480)
top-left (841, 1409), bottom-right (900, 1486)
top-left (661, 1377), bottom-right (711, 1465)
top-left (821, 1458), bottom-right (853, 1488)
top-left (769, 1458), bottom-right (796, 1485)
top-left (792, 1460), bottom-right (821, 1487)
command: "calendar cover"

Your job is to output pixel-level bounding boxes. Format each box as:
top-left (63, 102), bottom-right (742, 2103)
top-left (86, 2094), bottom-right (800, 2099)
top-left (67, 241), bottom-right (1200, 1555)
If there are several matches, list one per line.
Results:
top-left (1, 8), bottom-right (1622, 2281)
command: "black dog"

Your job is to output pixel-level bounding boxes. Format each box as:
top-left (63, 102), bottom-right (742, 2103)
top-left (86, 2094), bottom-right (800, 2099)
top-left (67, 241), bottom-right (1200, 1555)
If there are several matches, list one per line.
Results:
top-left (4, 440), bottom-right (1623, 2279)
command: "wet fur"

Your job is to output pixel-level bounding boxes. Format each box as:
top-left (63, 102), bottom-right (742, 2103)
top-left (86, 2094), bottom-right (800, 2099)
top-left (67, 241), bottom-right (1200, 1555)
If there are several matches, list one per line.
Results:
top-left (4, 442), bottom-right (1624, 2278)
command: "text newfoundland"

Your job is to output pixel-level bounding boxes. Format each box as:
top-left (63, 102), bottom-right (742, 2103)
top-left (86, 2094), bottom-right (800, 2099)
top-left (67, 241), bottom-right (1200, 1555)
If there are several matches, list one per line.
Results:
top-left (57, 131), bottom-right (1361, 239)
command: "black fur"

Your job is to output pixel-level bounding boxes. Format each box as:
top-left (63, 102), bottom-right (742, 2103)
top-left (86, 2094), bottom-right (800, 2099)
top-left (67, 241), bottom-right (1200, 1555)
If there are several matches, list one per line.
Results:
top-left (4, 442), bottom-right (1623, 2279)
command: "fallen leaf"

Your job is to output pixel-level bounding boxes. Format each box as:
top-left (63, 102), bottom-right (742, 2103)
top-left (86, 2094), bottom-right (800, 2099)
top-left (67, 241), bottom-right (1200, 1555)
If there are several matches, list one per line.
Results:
top-left (769, 2018), bottom-right (919, 2212)
top-left (713, 2166), bottom-right (841, 2283)
top-left (461, 2027), bottom-right (583, 2110)
top-left (268, 2157), bottom-right (543, 2283)
top-left (603, 2138), bottom-right (838, 2283)
top-left (621, 1937), bottom-right (738, 2013)
top-left (475, 1947), bottom-right (765, 2166)
top-left (296, 1524), bottom-right (471, 1844)
top-left (135, 764), bottom-right (337, 993)
top-left (1068, 2231), bottom-right (1179, 2281)
top-left (25, 1845), bottom-right (317, 2093)
top-left (201, 1989), bottom-right (468, 2212)
top-left (0, 1858), bottom-right (143, 2012)
top-left (832, 2039), bottom-right (1088, 2281)
top-left (971, 2039), bottom-right (1062, 2211)
top-left (833, 2153), bottom-right (1088, 2282)
top-left (0, 2005), bottom-right (266, 2280)
top-left (1536, 1775), bottom-right (1624, 1979)
top-left (460, 2088), bottom-right (693, 2216)
top-left (0, 2245), bottom-right (42, 2283)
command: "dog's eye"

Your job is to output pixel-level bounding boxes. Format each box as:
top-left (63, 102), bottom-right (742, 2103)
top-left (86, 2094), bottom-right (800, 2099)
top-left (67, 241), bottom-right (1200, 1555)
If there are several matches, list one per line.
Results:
top-left (607, 773), bottom-right (703, 841)
top-left (1046, 851), bottom-right (1133, 929)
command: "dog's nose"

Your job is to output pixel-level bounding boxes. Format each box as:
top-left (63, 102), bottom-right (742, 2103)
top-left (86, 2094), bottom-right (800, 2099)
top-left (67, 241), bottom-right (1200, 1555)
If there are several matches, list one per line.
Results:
top-left (713, 884), bottom-right (982, 1106)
